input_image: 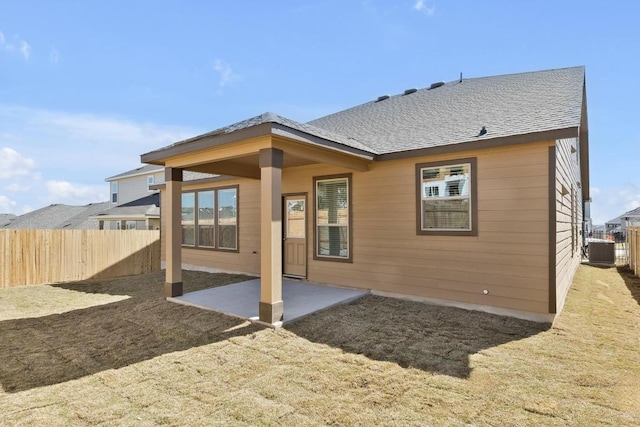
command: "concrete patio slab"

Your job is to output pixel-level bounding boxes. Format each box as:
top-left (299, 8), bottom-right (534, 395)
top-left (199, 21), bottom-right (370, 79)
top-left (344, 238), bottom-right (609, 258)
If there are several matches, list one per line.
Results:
top-left (168, 279), bottom-right (368, 325)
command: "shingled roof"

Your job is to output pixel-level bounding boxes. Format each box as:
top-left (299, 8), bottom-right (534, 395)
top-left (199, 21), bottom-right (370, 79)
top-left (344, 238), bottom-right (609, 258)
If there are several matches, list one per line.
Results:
top-left (309, 66), bottom-right (585, 155)
top-left (2, 202), bottom-right (110, 230)
top-left (142, 66), bottom-right (586, 162)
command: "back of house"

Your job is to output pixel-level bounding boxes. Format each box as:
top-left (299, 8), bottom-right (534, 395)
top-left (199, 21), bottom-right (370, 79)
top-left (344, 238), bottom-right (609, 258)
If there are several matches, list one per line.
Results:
top-left (142, 66), bottom-right (589, 324)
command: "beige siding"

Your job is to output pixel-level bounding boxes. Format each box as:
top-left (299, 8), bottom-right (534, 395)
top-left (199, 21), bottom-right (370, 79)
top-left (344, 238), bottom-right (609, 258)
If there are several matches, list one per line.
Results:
top-left (160, 177), bottom-right (261, 275)
top-left (114, 171), bottom-right (164, 206)
top-left (282, 142), bottom-right (551, 314)
top-left (162, 141), bottom-right (553, 314)
top-left (554, 137), bottom-right (583, 312)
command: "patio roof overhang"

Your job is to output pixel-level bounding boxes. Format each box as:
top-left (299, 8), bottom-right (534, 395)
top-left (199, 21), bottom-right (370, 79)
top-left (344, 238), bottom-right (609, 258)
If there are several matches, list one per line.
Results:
top-left (141, 119), bottom-right (375, 327)
top-left (141, 121), bottom-right (375, 177)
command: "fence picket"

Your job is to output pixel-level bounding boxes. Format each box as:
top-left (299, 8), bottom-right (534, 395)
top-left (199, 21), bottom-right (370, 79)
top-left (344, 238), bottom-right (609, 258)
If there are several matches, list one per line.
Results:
top-left (0, 230), bottom-right (160, 287)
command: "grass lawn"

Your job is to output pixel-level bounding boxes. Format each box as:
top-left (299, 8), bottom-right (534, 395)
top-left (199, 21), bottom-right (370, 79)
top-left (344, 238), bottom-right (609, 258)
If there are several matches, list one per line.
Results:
top-left (1, 265), bottom-right (639, 426)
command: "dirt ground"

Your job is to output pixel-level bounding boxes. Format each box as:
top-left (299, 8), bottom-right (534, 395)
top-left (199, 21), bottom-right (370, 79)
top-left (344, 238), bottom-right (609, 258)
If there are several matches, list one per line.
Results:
top-left (0, 265), bottom-right (639, 426)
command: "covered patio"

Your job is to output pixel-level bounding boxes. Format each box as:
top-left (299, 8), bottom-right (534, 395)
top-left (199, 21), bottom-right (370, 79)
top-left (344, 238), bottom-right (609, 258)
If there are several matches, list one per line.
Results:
top-left (141, 113), bottom-right (375, 326)
top-left (168, 278), bottom-right (367, 326)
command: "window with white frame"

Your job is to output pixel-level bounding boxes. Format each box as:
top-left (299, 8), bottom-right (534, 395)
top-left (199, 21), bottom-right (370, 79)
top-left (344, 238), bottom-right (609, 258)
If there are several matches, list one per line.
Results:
top-left (416, 159), bottom-right (477, 235)
top-left (314, 174), bottom-right (351, 261)
top-left (181, 187), bottom-right (238, 250)
top-left (111, 182), bottom-right (118, 204)
top-left (147, 175), bottom-right (155, 191)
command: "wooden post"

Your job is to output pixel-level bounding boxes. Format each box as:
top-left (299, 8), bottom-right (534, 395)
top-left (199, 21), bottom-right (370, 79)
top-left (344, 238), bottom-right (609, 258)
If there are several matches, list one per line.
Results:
top-left (258, 148), bottom-right (284, 324)
top-left (165, 167), bottom-right (183, 297)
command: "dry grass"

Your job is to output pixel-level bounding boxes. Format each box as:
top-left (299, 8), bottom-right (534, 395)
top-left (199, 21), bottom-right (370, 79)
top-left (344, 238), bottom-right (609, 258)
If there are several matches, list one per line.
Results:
top-left (1, 265), bottom-right (639, 426)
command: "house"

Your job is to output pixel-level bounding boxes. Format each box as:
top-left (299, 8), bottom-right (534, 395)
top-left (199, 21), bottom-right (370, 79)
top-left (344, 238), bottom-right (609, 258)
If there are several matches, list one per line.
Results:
top-left (605, 207), bottom-right (640, 238)
top-left (141, 66), bottom-right (589, 325)
top-left (2, 202), bottom-right (110, 229)
top-left (98, 165), bottom-right (165, 230)
top-left (0, 214), bottom-right (16, 227)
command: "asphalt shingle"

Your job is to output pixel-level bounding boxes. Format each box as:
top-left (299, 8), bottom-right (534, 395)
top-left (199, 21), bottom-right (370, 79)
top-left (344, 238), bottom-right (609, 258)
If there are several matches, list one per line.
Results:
top-left (142, 66), bottom-right (585, 160)
top-left (308, 66), bottom-right (585, 155)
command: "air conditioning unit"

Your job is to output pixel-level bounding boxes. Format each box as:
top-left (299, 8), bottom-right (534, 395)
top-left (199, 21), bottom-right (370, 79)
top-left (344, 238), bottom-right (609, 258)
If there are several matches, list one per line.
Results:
top-left (588, 241), bottom-right (615, 265)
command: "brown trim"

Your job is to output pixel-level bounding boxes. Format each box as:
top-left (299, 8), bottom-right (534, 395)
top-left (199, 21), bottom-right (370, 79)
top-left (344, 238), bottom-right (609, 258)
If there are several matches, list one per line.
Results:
top-left (312, 173), bottom-right (353, 263)
top-left (271, 123), bottom-right (375, 159)
top-left (282, 192), bottom-right (308, 278)
top-left (142, 121), bottom-right (374, 165)
top-left (164, 281), bottom-right (183, 298)
top-left (165, 167), bottom-right (183, 182)
top-left (259, 301), bottom-right (284, 324)
top-left (259, 147), bottom-right (284, 169)
top-left (548, 146), bottom-right (557, 314)
top-left (579, 83), bottom-right (590, 200)
top-left (180, 185), bottom-right (240, 253)
top-left (378, 127), bottom-right (579, 162)
top-left (151, 174), bottom-right (236, 191)
top-left (415, 157), bottom-right (478, 237)
top-left (143, 123), bottom-right (273, 163)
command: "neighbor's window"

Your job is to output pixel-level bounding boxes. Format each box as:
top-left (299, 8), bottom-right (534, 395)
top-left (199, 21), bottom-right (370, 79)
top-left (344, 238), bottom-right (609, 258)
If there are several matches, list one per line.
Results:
top-left (111, 182), bottom-right (118, 203)
top-left (315, 174), bottom-right (351, 261)
top-left (181, 186), bottom-right (238, 251)
top-left (416, 158), bottom-right (477, 236)
top-left (147, 175), bottom-right (155, 191)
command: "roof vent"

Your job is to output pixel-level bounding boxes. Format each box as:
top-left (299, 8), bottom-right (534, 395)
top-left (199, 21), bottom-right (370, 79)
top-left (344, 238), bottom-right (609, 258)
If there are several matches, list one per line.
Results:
top-left (429, 82), bottom-right (445, 90)
top-left (403, 88), bottom-right (418, 95)
top-left (375, 95), bottom-right (390, 102)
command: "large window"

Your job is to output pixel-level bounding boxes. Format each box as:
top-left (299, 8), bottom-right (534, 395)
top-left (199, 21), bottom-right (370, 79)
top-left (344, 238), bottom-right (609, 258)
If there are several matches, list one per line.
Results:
top-left (181, 186), bottom-right (238, 251)
top-left (416, 158), bottom-right (477, 236)
top-left (314, 174), bottom-right (351, 261)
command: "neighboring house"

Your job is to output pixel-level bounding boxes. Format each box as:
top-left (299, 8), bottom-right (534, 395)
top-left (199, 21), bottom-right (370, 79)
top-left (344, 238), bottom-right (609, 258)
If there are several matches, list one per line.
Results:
top-left (99, 164), bottom-right (165, 230)
top-left (107, 164), bottom-right (165, 206)
top-left (605, 207), bottom-right (640, 237)
top-left (141, 66), bottom-right (589, 325)
top-left (0, 214), bottom-right (16, 227)
top-left (2, 202), bottom-right (110, 229)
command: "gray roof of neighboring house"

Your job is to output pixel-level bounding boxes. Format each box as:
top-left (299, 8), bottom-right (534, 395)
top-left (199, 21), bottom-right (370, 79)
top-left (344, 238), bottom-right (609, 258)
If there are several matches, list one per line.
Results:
top-left (95, 193), bottom-right (160, 218)
top-left (142, 66), bottom-right (585, 162)
top-left (2, 202), bottom-right (110, 230)
top-left (605, 207), bottom-right (640, 225)
top-left (0, 213), bottom-right (16, 226)
top-left (106, 164), bottom-right (164, 181)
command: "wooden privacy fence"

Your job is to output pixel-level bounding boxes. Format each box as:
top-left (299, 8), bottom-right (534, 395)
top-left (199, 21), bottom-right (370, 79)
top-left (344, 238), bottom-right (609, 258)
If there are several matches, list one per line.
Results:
top-left (0, 230), bottom-right (160, 287)
top-left (629, 227), bottom-right (640, 277)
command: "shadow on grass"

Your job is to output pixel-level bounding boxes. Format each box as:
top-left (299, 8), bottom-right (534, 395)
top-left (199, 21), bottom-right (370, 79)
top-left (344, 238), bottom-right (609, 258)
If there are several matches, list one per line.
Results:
top-left (617, 266), bottom-right (640, 306)
top-left (0, 271), bottom-right (262, 393)
top-left (287, 295), bottom-right (550, 379)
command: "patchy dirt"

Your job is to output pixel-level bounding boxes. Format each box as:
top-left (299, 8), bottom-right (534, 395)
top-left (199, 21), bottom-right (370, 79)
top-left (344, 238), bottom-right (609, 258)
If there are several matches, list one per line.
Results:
top-left (0, 266), bottom-right (639, 426)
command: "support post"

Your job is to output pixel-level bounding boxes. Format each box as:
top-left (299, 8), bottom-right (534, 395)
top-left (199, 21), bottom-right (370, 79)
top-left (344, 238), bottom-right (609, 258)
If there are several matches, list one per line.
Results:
top-left (259, 148), bottom-right (284, 324)
top-left (165, 167), bottom-right (183, 297)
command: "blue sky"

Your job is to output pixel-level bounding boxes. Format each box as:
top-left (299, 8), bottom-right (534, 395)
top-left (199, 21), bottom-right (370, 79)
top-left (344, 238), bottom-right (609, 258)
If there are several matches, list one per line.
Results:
top-left (0, 1), bottom-right (638, 224)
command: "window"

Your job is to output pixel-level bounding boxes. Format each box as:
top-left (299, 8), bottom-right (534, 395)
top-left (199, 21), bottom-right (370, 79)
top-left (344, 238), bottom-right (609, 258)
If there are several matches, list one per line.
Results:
top-left (111, 182), bottom-right (118, 204)
top-left (416, 158), bottom-right (477, 236)
top-left (198, 191), bottom-right (215, 247)
top-left (181, 193), bottom-right (195, 246)
top-left (181, 186), bottom-right (238, 251)
top-left (314, 174), bottom-right (351, 261)
top-left (217, 188), bottom-right (237, 250)
top-left (147, 175), bottom-right (155, 191)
